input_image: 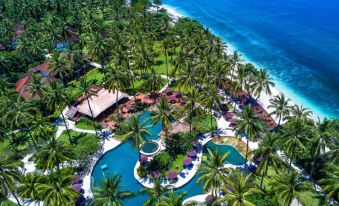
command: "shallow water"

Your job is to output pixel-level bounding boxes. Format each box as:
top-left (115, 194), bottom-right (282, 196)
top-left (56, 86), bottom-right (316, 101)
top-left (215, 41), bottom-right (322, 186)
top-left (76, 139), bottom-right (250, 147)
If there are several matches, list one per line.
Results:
top-left (163, 0), bottom-right (339, 118)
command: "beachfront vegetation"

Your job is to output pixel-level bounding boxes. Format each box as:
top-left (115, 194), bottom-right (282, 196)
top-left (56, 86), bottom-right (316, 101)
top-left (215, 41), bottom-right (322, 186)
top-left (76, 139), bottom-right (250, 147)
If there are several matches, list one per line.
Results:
top-left (0, 0), bottom-right (338, 205)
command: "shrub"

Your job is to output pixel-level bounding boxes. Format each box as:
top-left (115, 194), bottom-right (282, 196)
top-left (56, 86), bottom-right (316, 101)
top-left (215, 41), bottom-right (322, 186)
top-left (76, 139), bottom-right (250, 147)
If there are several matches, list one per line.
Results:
top-left (0, 51), bottom-right (27, 77)
top-left (137, 166), bottom-right (148, 178)
top-left (246, 194), bottom-right (275, 206)
top-left (147, 152), bottom-right (173, 173)
top-left (74, 135), bottom-right (100, 161)
top-left (165, 132), bottom-right (193, 157)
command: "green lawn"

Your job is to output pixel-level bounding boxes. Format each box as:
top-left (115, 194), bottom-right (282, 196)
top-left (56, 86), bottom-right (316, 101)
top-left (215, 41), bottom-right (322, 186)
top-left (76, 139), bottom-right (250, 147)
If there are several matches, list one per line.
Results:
top-left (153, 41), bottom-right (175, 75)
top-left (58, 130), bottom-right (100, 161)
top-left (254, 166), bottom-right (326, 206)
top-left (168, 154), bottom-right (185, 174)
top-left (0, 199), bottom-right (18, 206)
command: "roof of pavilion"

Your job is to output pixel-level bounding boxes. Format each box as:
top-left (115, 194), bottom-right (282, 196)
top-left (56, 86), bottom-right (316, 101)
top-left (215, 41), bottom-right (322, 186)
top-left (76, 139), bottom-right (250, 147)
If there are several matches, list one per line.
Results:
top-left (76, 87), bottom-right (128, 118)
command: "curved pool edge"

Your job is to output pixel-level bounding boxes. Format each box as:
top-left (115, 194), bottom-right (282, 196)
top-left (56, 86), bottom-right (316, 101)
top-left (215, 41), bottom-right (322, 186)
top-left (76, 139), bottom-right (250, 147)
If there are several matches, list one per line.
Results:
top-left (82, 136), bottom-right (123, 198)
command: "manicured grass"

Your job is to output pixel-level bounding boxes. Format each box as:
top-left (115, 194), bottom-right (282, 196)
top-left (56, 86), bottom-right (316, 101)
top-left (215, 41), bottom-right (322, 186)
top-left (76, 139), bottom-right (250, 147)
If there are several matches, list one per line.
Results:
top-left (85, 69), bottom-right (104, 82)
top-left (0, 199), bottom-right (18, 206)
top-left (168, 154), bottom-right (185, 174)
top-left (254, 166), bottom-right (326, 206)
top-left (58, 130), bottom-right (100, 161)
top-left (153, 41), bottom-right (175, 75)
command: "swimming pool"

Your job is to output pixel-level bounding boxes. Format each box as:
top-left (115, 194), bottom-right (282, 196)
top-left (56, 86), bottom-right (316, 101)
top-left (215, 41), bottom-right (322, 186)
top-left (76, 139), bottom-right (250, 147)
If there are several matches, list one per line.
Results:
top-left (91, 111), bottom-right (245, 205)
top-left (205, 142), bottom-right (246, 165)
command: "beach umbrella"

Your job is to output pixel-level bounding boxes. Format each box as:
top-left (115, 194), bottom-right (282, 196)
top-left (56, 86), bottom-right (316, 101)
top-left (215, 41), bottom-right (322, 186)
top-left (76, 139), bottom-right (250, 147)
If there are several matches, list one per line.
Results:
top-left (164, 88), bottom-right (173, 95)
top-left (186, 150), bottom-right (197, 157)
top-left (139, 155), bottom-right (148, 166)
top-left (72, 175), bottom-right (82, 185)
top-left (226, 184), bottom-right (234, 192)
top-left (174, 91), bottom-right (182, 98)
top-left (183, 157), bottom-right (192, 165)
top-left (226, 112), bottom-right (234, 119)
top-left (72, 184), bottom-right (82, 191)
top-left (167, 95), bottom-right (176, 103)
top-left (205, 195), bottom-right (216, 203)
top-left (151, 171), bottom-right (160, 178)
top-left (167, 171), bottom-right (178, 180)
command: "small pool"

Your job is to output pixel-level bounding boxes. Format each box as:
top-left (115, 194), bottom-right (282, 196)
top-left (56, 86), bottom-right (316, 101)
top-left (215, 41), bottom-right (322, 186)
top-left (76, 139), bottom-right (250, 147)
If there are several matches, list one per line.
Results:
top-left (140, 140), bottom-right (160, 156)
top-left (205, 142), bottom-right (246, 165)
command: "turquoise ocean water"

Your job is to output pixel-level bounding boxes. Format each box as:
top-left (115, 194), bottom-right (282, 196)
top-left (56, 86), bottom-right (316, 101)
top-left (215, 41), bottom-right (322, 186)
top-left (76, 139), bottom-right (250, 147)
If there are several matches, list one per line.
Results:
top-left (163, 0), bottom-right (339, 118)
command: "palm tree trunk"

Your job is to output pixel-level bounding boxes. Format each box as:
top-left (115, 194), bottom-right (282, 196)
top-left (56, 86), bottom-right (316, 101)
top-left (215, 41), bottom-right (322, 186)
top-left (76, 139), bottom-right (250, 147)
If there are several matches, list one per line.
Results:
top-left (165, 47), bottom-right (169, 83)
top-left (86, 93), bottom-right (98, 134)
top-left (278, 115), bottom-right (282, 126)
top-left (310, 156), bottom-right (317, 177)
top-left (10, 133), bottom-right (18, 152)
top-left (189, 103), bottom-right (193, 140)
top-left (288, 146), bottom-right (295, 174)
top-left (4, 178), bottom-right (21, 206)
top-left (245, 137), bottom-right (249, 170)
top-left (260, 162), bottom-right (269, 189)
top-left (116, 90), bottom-right (120, 124)
top-left (26, 129), bottom-right (37, 150)
top-left (61, 112), bottom-right (72, 143)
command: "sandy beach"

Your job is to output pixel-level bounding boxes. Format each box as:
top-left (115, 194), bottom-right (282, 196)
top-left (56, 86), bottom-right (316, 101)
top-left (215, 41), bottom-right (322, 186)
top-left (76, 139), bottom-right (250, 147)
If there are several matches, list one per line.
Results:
top-left (161, 4), bottom-right (318, 122)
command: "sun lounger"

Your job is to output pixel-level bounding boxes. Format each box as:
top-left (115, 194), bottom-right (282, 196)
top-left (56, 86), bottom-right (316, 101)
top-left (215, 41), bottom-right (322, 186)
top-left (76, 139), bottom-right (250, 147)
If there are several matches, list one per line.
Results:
top-left (179, 172), bottom-right (186, 178)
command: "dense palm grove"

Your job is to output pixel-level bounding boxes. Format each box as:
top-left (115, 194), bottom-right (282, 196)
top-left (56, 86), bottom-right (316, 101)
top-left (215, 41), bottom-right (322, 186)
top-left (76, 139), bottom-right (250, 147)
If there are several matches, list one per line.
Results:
top-left (0, 0), bottom-right (338, 205)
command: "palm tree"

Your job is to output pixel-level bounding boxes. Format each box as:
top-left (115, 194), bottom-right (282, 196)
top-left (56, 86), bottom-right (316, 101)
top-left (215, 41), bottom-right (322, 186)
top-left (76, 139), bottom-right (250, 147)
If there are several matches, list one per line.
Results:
top-left (159, 190), bottom-right (187, 206)
top-left (281, 117), bottom-right (308, 173)
top-left (87, 32), bottom-right (111, 65)
top-left (251, 132), bottom-right (281, 189)
top-left (270, 172), bottom-right (312, 206)
top-left (197, 148), bottom-right (229, 196)
top-left (201, 85), bottom-right (223, 130)
top-left (120, 114), bottom-right (151, 159)
top-left (37, 171), bottom-right (79, 206)
top-left (235, 105), bottom-right (265, 169)
top-left (139, 178), bottom-right (167, 206)
top-left (319, 163), bottom-right (339, 201)
top-left (184, 88), bottom-right (204, 139)
top-left (152, 97), bottom-right (174, 140)
top-left (44, 80), bottom-right (72, 143)
top-left (268, 93), bottom-right (291, 126)
top-left (0, 78), bottom-right (13, 97)
top-left (2, 97), bottom-right (37, 149)
top-left (229, 51), bottom-right (242, 81)
top-left (310, 118), bottom-right (332, 177)
top-left (103, 64), bottom-right (129, 123)
top-left (49, 52), bottom-right (69, 82)
top-left (252, 69), bottom-right (275, 98)
top-left (291, 105), bottom-right (313, 120)
top-left (17, 173), bottom-right (41, 203)
top-left (79, 77), bottom-right (98, 133)
top-left (0, 156), bottom-right (22, 206)
top-left (91, 174), bottom-right (135, 206)
top-left (34, 136), bottom-right (75, 173)
top-left (215, 173), bottom-right (261, 206)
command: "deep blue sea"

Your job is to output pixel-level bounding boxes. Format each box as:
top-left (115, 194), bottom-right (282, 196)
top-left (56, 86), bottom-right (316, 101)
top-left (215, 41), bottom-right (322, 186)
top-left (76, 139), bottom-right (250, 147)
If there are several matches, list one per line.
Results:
top-left (163, 0), bottom-right (339, 118)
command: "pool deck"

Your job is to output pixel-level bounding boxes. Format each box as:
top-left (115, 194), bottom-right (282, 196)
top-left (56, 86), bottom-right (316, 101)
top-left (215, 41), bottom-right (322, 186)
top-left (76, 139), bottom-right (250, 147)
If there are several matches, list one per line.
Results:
top-left (133, 133), bottom-right (212, 189)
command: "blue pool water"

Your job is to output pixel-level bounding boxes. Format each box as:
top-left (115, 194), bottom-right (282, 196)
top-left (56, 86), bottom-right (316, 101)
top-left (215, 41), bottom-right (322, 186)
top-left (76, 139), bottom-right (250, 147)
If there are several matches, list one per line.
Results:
top-left (205, 142), bottom-right (246, 165)
top-left (91, 111), bottom-right (246, 204)
top-left (163, 0), bottom-right (339, 118)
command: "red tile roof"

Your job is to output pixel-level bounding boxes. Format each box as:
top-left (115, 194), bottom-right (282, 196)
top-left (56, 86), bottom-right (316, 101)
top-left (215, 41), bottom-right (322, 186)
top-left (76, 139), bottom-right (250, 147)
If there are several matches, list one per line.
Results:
top-left (15, 62), bottom-right (50, 100)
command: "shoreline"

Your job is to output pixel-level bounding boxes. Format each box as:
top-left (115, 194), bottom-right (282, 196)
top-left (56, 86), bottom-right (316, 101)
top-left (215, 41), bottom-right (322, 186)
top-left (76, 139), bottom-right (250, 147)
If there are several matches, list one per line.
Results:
top-left (161, 4), bottom-right (329, 121)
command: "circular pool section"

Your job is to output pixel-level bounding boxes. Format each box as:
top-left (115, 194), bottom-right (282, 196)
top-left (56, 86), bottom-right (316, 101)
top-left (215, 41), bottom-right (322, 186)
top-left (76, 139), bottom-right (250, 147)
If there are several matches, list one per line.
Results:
top-left (140, 140), bottom-right (160, 156)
